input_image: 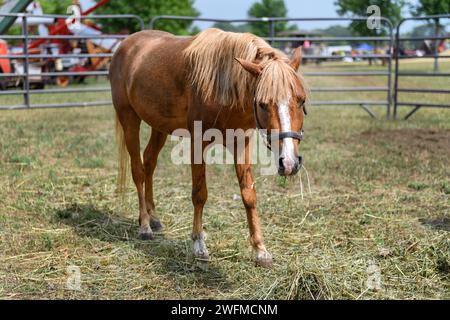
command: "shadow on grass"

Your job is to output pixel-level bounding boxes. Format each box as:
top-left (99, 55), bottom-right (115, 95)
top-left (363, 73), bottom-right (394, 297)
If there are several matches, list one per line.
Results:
top-left (419, 217), bottom-right (450, 232)
top-left (54, 203), bottom-right (229, 289)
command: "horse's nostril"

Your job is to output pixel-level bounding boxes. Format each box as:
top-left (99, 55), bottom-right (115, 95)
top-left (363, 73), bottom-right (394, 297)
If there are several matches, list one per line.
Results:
top-left (298, 155), bottom-right (303, 167)
top-left (279, 157), bottom-right (285, 169)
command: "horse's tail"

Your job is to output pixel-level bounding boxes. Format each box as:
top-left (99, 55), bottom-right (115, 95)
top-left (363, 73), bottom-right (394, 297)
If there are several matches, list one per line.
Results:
top-left (115, 114), bottom-right (129, 195)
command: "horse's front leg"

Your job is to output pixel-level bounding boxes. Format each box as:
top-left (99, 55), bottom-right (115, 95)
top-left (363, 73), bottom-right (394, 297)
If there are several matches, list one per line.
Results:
top-left (191, 160), bottom-right (209, 262)
top-left (235, 160), bottom-right (273, 268)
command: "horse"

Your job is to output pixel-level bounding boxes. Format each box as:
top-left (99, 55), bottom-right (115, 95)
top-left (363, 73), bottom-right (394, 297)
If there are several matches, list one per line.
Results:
top-left (109, 28), bottom-right (308, 267)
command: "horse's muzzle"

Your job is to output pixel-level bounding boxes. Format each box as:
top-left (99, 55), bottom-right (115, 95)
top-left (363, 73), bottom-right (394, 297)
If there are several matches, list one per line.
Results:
top-left (278, 155), bottom-right (302, 176)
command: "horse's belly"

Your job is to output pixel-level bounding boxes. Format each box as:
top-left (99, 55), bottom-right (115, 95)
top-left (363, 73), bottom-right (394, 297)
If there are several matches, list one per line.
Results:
top-left (129, 85), bottom-right (189, 134)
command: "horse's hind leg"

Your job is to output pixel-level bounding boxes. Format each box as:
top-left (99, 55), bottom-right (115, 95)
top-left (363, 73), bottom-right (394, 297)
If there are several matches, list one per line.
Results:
top-left (143, 129), bottom-right (167, 231)
top-left (117, 109), bottom-right (153, 240)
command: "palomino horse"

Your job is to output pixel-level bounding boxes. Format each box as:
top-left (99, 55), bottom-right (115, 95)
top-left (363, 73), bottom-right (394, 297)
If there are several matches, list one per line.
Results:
top-left (110, 28), bottom-right (308, 267)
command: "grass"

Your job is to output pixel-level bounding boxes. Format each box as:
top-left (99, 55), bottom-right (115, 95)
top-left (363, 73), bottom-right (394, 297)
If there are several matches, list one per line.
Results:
top-left (0, 60), bottom-right (449, 300)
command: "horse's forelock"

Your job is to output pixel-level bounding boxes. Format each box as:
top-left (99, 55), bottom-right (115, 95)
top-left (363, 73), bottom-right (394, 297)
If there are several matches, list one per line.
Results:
top-left (183, 28), bottom-right (308, 108)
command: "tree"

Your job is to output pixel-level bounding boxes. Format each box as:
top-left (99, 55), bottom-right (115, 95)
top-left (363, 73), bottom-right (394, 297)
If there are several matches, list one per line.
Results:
top-left (411, 0), bottom-right (450, 16)
top-left (94, 0), bottom-right (200, 35)
top-left (212, 22), bottom-right (252, 33)
top-left (335, 0), bottom-right (405, 36)
top-left (40, 0), bottom-right (73, 15)
top-left (317, 25), bottom-right (354, 45)
top-left (411, 0), bottom-right (450, 71)
top-left (247, 0), bottom-right (297, 37)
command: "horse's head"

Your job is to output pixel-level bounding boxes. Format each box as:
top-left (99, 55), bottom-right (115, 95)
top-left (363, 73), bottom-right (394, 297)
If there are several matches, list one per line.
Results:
top-left (235, 47), bottom-right (308, 176)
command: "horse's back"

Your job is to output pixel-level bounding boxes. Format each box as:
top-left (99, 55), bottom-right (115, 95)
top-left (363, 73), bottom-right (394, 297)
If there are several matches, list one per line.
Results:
top-left (110, 30), bottom-right (191, 132)
top-left (110, 30), bottom-right (178, 86)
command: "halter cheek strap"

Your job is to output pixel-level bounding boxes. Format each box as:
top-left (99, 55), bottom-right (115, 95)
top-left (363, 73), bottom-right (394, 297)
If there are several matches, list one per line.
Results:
top-left (252, 99), bottom-right (304, 151)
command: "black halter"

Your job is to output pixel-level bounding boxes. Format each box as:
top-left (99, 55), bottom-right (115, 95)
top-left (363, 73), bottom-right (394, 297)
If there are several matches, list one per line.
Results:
top-left (252, 99), bottom-right (304, 151)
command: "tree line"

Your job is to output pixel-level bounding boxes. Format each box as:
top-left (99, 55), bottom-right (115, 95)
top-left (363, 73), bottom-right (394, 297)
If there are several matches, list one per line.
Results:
top-left (8, 0), bottom-right (449, 36)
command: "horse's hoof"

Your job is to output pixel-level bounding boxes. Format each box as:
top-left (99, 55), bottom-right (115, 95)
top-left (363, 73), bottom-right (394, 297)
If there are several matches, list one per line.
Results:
top-left (255, 250), bottom-right (273, 268)
top-left (150, 218), bottom-right (164, 232)
top-left (193, 250), bottom-right (209, 271)
top-left (138, 226), bottom-right (154, 240)
top-left (192, 232), bottom-right (209, 261)
top-left (193, 250), bottom-right (210, 261)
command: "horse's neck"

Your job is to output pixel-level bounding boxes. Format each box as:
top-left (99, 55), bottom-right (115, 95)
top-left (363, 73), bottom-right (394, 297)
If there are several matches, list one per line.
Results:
top-left (227, 102), bottom-right (256, 130)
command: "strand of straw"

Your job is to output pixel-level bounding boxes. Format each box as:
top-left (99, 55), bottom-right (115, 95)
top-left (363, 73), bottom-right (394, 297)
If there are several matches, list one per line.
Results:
top-left (299, 170), bottom-right (304, 200)
top-left (302, 164), bottom-right (312, 195)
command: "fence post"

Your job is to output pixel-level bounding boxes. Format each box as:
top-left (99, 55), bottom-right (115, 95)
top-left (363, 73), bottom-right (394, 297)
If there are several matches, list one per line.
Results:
top-left (386, 19), bottom-right (393, 119)
top-left (21, 15), bottom-right (30, 109)
top-left (433, 18), bottom-right (440, 72)
top-left (268, 19), bottom-right (275, 45)
top-left (392, 20), bottom-right (402, 120)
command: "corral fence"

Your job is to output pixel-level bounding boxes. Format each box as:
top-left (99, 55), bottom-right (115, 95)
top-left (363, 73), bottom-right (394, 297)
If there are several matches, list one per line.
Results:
top-left (151, 16), bottom-right (394, 119)
top-left (0, 13), bottom-right (144, 109)
top-left (393, 14), bottom-right (450, 119)
top-left (0, 13), bottom-right (449, 120)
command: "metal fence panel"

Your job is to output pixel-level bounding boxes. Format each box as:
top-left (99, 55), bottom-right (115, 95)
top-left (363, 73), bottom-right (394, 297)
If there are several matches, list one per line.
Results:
top-left (0, 13), bottom-right (144, 110)
top-left (393, 14), bottom-right (450, 119)
top-left (150, 15), bottom-right (394, 119)
top-left (1, 13), bottom-right (449, 121)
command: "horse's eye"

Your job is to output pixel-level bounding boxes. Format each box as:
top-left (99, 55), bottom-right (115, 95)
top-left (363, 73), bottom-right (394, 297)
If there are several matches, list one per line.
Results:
top-left (299, 103), bottom-right (307, 115)
top-left (259, 103), bottom-right (268, 111)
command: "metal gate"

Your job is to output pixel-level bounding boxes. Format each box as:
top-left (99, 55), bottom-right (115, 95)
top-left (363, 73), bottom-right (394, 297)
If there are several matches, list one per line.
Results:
top-left (2, 13), bottom-right (449, 120)
top-left (0, 13), bottom-right (143, 110)
top-left (151, 16), bottom-right (394, 119)
top-left (393, 14), bottom-right (450, 119)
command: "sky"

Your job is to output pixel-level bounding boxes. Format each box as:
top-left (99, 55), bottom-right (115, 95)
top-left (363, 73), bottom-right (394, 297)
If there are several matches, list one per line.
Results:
top-left (80, 0), bottom-right (345, 29)
top-left (193, 0), bottom-right (343, 29)
top-left (80, 0), bottom-right (422, 31)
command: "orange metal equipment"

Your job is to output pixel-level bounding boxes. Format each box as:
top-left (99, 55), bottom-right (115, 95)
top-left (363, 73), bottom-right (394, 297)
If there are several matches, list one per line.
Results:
top-left (0, 40), bottom-right (11, 74)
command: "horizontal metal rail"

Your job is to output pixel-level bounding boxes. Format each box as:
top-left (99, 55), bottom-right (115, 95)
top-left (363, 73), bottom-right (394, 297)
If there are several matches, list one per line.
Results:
top-left (0, 87), bottom-right (111, 95)
top-left (0, 53), bottom-right (114, 59)
top-left (397, 72), bottom-right (450, 77)
top-left (311, 100), bottom-right (388, 105)
top-left (312, 87), bottom-right (388, 92)
top-left (396, 102), bottom-right (450, 108)
top-left (397, 88), bottom-right (450, 94)
top-left (0, 34), bottom-right (127, 40)
top-left (303, 54), bottom-right (390, 59)
top-left (398, 36), bottom-right (449, 41)
top-left (0, 101), bottom-right (112, 110)
top-left (0, 71), bottom-right (108, 77)
top-left (398, 54), bottom-right (450, 59)
top-left (304, 71), bottom-right (389, 76)
top-left (0, 90), bottom-right (27, 95)
top-left (263, 36), bottom-right (391, 42)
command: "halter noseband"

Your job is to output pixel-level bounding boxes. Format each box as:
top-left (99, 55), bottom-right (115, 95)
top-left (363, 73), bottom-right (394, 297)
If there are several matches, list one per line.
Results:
top-left (252, 99), bottom-right (304, 151)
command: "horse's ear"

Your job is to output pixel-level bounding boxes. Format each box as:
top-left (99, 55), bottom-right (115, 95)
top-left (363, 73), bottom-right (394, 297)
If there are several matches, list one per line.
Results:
top-left (290, 47), bottom-right (302, 71)
top-left (235, 58), bottom-right (262, 77)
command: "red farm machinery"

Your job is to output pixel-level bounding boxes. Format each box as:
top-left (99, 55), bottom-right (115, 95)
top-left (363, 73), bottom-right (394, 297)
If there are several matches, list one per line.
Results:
top-left (0, 0), bottom-right (117, 90)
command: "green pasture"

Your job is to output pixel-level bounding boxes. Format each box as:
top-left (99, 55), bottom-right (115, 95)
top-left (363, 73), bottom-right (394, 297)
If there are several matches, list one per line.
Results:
top-left (0, 59), bottom-right (448, 299)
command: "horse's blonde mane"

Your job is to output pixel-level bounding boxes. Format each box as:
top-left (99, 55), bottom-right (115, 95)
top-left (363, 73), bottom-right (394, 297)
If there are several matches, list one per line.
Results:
top-left (183, 28), bottom-right (303, 108)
